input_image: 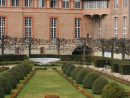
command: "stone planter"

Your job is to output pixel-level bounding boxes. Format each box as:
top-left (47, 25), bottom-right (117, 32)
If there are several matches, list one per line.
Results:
top-left (45, 95), bottom-right (59, 98)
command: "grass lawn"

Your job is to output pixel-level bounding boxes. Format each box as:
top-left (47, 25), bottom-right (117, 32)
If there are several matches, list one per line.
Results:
top-left (17, 70), bottom-right (86, 98)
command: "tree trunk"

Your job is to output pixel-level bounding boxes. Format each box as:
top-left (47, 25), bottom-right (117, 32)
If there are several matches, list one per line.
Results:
top-left (122, 53), bottom-right (125, 59)
top-left (102, 50), bottom-right (105, 57)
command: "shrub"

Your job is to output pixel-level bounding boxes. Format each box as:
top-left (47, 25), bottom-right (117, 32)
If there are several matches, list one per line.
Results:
top-left (0, 76), bottom-right (12, 94)
top-left (1, 72), bottom-right (17, 89)
top-left (62, 63), bottom-right (70, 74)
top-left (76, 68), bottom-right (91, 84)
top-left (95, 59), bottom-right (112, 68)
top-left (0, 81), bottom-right (4, 98)
top-left (66, 64), bottom-right (75, 77)
top-left (71, 66), bottom-right (83, 80)
top-left (101, 82), bottom-right (127, 98)
top-left (92, 77), bottom-right (109, 94)
top-left (83, 72), bottom-right (100, 89)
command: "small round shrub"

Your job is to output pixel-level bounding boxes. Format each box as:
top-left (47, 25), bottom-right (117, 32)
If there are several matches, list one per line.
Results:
top-left (0, 76), bottom-right (12, 94)
top-left (8, 68), bottom-right (20, 83)
top-left (71, 66), bottom-right (83, 80)
top-left (1, 72), bottom-right (17, 89)
top-left (76, 68), bottom-right (91, 84)
top-left (83, 72), bottom-right (100, 89)
top-left (0, 81), bottom-right (4, 98)
top-left (92, 77), bottom-right (109, 94)
top-left (62, 63), bottom-right (70, 74)
top-left (66, 64), bottom-right (75, 77)
top-left (101, 82), bottom-right (127, 98)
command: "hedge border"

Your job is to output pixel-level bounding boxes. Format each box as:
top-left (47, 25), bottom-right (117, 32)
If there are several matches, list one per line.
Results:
top-left (54, 69), bottom-right (94, 98)
top-left (10, 70), bottom-right (35, 98)
top-left (87, 68), bottom-right (130, 86)
top-left (0, 67), bottom-right (9, 72)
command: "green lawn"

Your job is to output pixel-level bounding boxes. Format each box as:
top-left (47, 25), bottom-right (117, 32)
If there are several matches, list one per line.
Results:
top-left (17, 70), bottom-right (86, 98)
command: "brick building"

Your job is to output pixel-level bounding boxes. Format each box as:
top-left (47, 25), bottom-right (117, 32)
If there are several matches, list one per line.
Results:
top-left (0, 0), bottom-right (129, 55)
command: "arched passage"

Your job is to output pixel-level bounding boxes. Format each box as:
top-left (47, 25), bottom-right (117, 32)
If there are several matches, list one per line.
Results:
top-left (72, 45), bottom-right (93, 55)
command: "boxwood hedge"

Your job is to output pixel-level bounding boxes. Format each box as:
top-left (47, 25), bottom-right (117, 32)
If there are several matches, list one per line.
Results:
top-left (92, 77), bottom-right (109, 94)
top-left (76, 68), bottom-right (91, 84)
top-left (83, 72), bottom-right (100, 89)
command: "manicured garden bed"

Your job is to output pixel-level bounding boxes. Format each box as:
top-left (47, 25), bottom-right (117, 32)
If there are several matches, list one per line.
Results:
top-left (17, 70), bottom-right (86, 98)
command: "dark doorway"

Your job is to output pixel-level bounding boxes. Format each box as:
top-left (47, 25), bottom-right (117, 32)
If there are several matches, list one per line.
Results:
top-left (72, 45), bottom-right (93, 55)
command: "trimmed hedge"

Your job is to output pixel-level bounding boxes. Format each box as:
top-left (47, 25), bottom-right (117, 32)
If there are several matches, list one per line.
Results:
top-left (66, 63), bottom-right (76, 77)
top-left (0, 55), bottom-right (27, 62)
top-left (95, 59), bottom-right (112, 68)
top-left (83, 72), bottom-right (100, 89)
top-left (111, 59), bottom-right (120, 73)
top-left (119, 60), bottom-right (130, 75)
top-left (0, 81), bottom-right (4, 98)
top-left (0, 76), bottom-right (12, 94)
top-left (1, 72), bottom-right (17, 89)
top-left (101, 82), bottom-right (127, 98)
top-left (76, 68), bottom-right (91, 84)
top-left (92, 77), bottom-right (109, 94)
top-left (71, 66), bottom-right (83, 80)
top-left (0, 61), bottom-right (33, 95)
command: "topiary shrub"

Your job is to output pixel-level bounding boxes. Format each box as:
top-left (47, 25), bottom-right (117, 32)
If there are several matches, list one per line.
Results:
top-left (62, 63), bottom-right (70, 74)
top-left (1, 72), bottom-right (17, 89)
top-left (71, 66), bottom-right (83, 80)
top-left (92, 77), bottom-right (109, 94)
top-left (0, 81), bottom-right (4, 98)
top-left (83, 72), bottom-right (100, 89)
top-left (76, 68), bottom-right (91, 84)
top-left (0, 76), bottom-right (12, 94)
top-left (101, 82), bottom-right (127, 98)
top-left (66, 64), bottom-right (75, 77)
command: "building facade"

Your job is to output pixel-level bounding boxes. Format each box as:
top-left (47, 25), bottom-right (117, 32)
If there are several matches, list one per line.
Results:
top-left (0, 0), bottom-right (130, 55)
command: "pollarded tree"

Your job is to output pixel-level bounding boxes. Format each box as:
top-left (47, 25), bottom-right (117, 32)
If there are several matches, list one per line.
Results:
top-left (107, 38), bottom-right (117, 59)
top-left (115, 38), bottom-right (130, 59)
top-left (96, 38), bottom-right (108, 57)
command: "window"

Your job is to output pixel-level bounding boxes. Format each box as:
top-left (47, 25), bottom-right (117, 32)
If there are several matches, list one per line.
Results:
top-left (50, 18), bottom-right (57, 39)
top-left (114, 17), bottom-right (118, 38)
top-left (84, 0), bottom-right (108, 9)
top-left (123, 16), bottom-right (127, 38)
top-left (12, 0), bottom-right (19, 6)
top-left (0, 0), bottom-right (6, 7)
top-left (63, 0), bottom-right (69, 8)
top-left (25, 0), bottom-right (32, 7)
top-left (38, 0), bottom-right (46, 8)
top-left (25, 17), bottom-right (32, 39)
top-left (75, 18), bottom-right (81, 39)
top-left (50, 0), bottom-right (58, 8)
top-left (0, 17), bottom-right (5, 39)
top-left (114, 0), bottom-right (118, 8)
top-left (75, 0), bottom-right (80, 8)
top-left (123, 0), bottom-right (127, 8)
top-left (97, 19), bottom-right (101, 38)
